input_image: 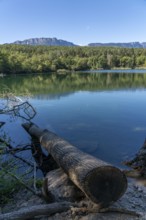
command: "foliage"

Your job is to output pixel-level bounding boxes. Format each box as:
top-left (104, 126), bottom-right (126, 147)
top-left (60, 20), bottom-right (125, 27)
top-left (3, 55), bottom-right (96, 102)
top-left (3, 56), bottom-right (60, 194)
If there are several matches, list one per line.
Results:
top-left (0, 45), bottom-right (146, 74)
top-left (0, 156), bottom-right (22, 204)
top-left (36, 179), bottom-right (43, 188)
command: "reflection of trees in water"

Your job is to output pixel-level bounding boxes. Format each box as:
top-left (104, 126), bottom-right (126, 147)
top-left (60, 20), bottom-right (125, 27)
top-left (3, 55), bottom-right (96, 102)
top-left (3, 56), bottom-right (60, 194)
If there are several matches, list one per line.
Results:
top-left (1, 72), bottom-right (146, 99)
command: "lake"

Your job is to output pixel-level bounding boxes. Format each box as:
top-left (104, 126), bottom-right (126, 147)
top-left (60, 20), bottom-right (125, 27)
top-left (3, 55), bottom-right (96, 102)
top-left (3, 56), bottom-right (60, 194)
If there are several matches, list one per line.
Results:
top-left (1, 70), bottom-right (146, 168)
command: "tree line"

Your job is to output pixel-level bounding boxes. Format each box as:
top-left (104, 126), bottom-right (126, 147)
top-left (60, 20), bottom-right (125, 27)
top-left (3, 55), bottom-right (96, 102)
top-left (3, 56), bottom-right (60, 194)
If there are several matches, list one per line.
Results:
top-left (0, 44), bottom-right (146, 74)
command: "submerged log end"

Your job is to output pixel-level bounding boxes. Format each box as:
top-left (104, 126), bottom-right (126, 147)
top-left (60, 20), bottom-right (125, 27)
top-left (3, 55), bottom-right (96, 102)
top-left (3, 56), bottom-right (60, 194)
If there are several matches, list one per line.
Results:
top-left (0, 122), bottom-right (5, 128)
top-left (22, 122), bottom-right (34, 131)
top-left (83, 166), bottom-right (127, 208)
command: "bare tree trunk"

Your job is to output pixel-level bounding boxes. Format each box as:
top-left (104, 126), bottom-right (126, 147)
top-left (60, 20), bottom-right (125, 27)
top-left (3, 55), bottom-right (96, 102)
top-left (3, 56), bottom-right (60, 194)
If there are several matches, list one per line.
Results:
top-left (31, 136), bottom-right (59, 175)
top-left (42, 168), bottom-right (84, 202)
top-left (22, 123), bottom-right (127, 209)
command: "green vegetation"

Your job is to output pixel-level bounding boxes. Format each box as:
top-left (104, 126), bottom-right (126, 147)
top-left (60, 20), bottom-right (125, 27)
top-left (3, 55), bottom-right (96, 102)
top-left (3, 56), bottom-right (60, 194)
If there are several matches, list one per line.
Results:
top-left (0, 45), bottom-right (146, 74)
top-left (0, 157), bottom-right (22, 204)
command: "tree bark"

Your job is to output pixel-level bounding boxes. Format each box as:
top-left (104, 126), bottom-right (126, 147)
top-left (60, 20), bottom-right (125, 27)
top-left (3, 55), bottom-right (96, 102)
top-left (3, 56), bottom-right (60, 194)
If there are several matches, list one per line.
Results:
top-left (42, 168), bottom-right (84, 202)
top-left (22, 123), bottom-right (127, 209)
top-left (31, 136), bottom-right (59, 175)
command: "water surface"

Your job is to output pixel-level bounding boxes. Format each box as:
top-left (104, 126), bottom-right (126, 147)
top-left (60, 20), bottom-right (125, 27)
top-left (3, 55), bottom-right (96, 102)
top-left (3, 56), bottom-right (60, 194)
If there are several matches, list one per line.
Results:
top-left (1, 70), bottom-right (146, 168)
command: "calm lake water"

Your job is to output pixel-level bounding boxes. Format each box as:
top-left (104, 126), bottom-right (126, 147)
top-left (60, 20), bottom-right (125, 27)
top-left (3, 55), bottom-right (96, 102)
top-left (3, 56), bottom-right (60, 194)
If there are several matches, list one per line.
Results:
top-left (1, 70), bottom-right (146, 168)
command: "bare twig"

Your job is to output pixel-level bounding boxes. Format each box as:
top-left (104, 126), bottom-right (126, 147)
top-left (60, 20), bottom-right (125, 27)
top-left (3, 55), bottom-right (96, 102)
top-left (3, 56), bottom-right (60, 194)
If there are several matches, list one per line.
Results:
top-left (9, 154), bottom-right (35, 167)
top-left (0, 137), bottom-right (36, 167)
top-left (0, 96), bottom-right (36, 121)
top-left (4, 145), bottom-right (31, 154)
top-left (33, 161), bottom-right (37, 192)
top-left (12, 101), bottom-right (36, 120)
top-left (20, 167), bottom-right (34, 177)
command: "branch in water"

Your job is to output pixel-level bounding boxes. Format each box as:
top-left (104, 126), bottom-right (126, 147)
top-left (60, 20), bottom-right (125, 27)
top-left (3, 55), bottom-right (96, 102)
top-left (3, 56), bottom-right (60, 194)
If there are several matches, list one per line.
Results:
top-left (0, 97), bottom-right (36, 120)
top-left (0, 138), bottom-right (35, 167)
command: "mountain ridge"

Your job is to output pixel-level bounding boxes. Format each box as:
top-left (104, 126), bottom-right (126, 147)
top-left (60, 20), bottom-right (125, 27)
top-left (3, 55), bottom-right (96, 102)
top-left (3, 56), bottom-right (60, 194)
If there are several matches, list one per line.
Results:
top-left (12, 37), bottom-right (77, 46)
top-left (10, 37), bottom-right (146, 48)
top-left (88, 41), bottom-right (146, 48)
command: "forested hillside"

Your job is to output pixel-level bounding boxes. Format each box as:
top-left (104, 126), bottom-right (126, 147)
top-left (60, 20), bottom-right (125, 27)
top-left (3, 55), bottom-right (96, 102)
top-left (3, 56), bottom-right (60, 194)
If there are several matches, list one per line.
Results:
top-left (0, 44), bottom-right (146, 74)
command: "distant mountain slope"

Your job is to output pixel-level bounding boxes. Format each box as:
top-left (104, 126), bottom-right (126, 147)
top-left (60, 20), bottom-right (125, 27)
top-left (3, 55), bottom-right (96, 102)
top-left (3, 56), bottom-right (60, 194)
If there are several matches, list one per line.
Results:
top-left (88, 42), bottom-right (146, 48)
top-left (11, 38), bottom-right (146, 48)
top-left (12, 37), bottom-right (77, 46)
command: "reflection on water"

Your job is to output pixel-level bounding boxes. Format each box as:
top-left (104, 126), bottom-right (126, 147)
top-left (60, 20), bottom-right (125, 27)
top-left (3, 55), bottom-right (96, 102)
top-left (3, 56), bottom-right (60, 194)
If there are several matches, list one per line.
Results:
top-left (1, 70), bottom-right (146, 168)
top-left (1, 71), bottom-right (146, 97)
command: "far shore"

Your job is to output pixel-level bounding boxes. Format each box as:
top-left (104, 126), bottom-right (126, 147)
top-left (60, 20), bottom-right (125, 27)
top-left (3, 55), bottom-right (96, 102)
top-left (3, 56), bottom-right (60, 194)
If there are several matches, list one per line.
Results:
top-left (1, 67), bottom-right (146, 76)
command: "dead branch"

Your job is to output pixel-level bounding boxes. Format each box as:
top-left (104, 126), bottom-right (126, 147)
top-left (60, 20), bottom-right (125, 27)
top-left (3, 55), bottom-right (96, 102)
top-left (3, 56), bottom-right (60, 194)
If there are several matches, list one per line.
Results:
top-left (99, 207), bottom-right (141, 217)
top-left (0, 137), bottom-right (35, 167)
top-left (0, 97), bottom-right (36, 121)
top-left (10, 154), bottom-right (34, 167)
top-left (70, 206), bottom-right (141, 217)
top-left (33, 161), bottom-right (37, 192)
top-left (12, 101), bottom-right (36, 120)
top-left (4, 146), bottom-right (31, 153)
top-left (0, 202), bottom-right (77, 220)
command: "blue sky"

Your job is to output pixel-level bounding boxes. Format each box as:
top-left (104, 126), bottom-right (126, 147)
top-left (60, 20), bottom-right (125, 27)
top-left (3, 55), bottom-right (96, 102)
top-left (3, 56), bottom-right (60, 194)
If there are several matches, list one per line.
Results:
top-left (0, 0), bottom-right (146, 45)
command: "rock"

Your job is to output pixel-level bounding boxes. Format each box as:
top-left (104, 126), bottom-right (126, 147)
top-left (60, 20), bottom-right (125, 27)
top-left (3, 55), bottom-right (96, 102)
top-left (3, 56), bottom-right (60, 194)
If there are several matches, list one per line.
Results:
top-left (1, 181), bottom-right (146, 220)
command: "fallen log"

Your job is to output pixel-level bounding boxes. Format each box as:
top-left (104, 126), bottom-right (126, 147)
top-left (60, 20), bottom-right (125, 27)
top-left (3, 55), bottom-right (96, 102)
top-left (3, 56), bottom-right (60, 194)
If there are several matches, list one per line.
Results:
top-left (42, 168), bottom-right (84, 202)
top-left (0, 202), bottom-right (76, 220)
top-left (31, 136), bottom-right (59, 175)
top-left (22, 122), bottom-right (127, 209)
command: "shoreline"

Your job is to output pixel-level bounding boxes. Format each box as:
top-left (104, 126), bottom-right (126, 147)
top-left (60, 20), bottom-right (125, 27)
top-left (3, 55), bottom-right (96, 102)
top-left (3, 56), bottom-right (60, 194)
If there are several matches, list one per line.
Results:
top-left (1, 179), bottom-right (146, 220)
top-left (1, 67), bottom-right (146, 76)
